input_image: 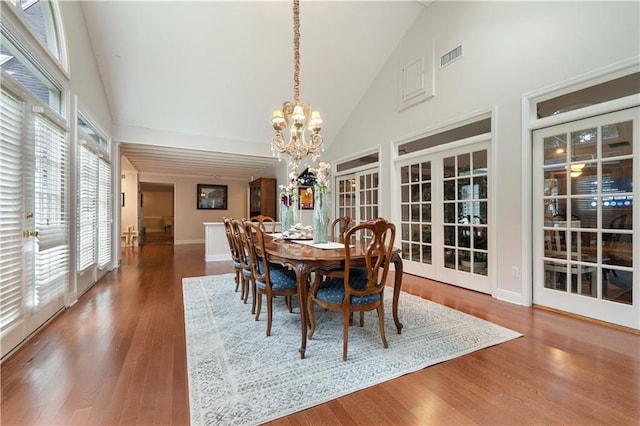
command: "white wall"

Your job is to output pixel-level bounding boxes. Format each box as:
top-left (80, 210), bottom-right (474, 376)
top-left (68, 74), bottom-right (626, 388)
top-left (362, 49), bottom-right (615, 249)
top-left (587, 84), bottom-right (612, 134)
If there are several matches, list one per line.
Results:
top-left (58, 1), bottom-right (112, 134)
top-left (324, 1), bottom-right (640, 300)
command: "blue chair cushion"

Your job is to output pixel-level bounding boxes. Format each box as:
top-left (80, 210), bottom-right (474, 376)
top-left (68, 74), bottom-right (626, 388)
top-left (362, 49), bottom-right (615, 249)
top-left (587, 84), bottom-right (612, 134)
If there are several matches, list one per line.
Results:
top-left (255, 267), bottom-right (298, 291)
top-left (233, 260), bottom-right (241, 268)
top-left (315, 277), bottom-right (380, 305)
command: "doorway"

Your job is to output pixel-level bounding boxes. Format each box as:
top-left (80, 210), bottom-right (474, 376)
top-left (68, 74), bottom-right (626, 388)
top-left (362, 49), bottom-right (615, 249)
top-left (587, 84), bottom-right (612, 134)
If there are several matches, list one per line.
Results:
top-left (532, 107), bottom-right (637, 328)
top-left (140, 182), bottom-right (175, 245)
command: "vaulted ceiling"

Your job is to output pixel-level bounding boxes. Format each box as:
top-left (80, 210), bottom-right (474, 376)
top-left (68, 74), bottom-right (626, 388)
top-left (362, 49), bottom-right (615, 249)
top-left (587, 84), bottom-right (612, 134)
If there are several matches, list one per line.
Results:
top-left (80, 1), bottom-right (426, 178)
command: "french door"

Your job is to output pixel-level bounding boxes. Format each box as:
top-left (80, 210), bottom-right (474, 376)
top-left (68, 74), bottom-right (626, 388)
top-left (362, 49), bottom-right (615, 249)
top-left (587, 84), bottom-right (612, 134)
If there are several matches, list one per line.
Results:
top-left (1, 86), bottom-right (69, 359)
top-left (335, 168), bottom-right (379, 224)
top-left (397, 140), bottom-right (491, 293)
top-left (532, 107), bottom-right (638, 328)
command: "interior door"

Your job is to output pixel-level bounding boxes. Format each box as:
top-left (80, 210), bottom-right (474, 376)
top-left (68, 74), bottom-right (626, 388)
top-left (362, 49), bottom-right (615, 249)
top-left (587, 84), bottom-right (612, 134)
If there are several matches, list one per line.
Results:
top-left (398, 140), bottom-right (491, 293)
top-left (532, 107), bottom-right (638, 329)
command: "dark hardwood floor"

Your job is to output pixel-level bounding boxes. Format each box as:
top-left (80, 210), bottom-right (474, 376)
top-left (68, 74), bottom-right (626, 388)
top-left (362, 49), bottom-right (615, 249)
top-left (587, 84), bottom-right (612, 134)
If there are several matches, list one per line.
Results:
top-left (1, 244), bottom-right (638, 425)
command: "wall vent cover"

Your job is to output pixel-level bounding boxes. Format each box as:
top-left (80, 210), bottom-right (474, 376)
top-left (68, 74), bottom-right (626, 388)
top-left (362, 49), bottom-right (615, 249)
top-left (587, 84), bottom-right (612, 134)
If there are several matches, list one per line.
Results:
top-left (440, 45), bottom-right (462, 67)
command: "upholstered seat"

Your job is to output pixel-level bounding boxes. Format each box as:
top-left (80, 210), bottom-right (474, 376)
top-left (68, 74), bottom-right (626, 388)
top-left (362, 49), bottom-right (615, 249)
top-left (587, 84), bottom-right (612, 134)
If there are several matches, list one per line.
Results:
top-left (243, 220), bottom-right (298, 336)
top-left (308, 217), bottom-right (396, 361)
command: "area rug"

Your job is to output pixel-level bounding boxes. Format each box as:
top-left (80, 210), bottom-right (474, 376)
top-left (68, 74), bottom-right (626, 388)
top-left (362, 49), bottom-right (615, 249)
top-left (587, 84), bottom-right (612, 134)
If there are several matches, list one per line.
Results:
top-left (183, 274), bottom-right (522, 425)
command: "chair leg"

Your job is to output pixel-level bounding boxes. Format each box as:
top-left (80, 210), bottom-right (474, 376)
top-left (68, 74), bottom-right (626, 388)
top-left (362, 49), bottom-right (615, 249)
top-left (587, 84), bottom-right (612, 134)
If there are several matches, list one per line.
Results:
top-left (359, 311), bottom-right (364, 327)
top-left (377, 305), bottom-right (388, 349)
top-left (234, 270), bottom-right (240, 291)
top-left (343, 310), bottom-right (350, 361)
top-left (240, 276), bottom-right (246, 301)
top-left (255, 291), bottom-right (262, 321)
top-left (243, 277), bottom-right (250, 304)
top-left (266, 295), bottom-right (273, 336)
top-left (251, 279), bottom-right (257, 315)
top-left (307, 297), bottom-right (316, 339)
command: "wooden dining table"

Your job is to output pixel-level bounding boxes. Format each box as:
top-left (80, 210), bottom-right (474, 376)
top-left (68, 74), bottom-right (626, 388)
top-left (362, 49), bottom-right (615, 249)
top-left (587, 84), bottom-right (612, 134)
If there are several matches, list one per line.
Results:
top-left (263, 235), bottom-right (404, 359)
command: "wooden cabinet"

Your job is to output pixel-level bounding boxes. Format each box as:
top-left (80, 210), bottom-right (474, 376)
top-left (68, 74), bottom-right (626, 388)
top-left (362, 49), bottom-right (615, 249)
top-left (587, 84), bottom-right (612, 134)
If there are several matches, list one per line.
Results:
top-left (249, 178), bottom-right (276, 218)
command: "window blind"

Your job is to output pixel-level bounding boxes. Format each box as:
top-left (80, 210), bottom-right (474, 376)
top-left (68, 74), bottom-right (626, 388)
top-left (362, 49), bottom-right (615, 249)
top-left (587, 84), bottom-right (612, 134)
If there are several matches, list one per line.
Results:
top-left (77, 144), bottom-right (97, 271)
top-left (0, 89), bottom-right (25, 334)
top-left (32, 113), bottom-right (68, 309)
top-left (97, 158), bottom-right (111, 267)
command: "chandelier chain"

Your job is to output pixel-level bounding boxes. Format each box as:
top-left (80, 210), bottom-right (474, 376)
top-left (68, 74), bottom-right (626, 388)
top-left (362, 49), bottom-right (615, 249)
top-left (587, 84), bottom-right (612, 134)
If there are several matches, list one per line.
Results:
top-left (293, 0), bottom-right (300, 103)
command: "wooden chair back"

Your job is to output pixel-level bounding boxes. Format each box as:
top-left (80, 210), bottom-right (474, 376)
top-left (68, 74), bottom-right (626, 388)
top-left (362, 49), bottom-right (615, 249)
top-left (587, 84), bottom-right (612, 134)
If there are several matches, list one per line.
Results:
top-left (250, 215), bottom-right (276, 233)
top-left (344, 218), bottom-right (396, 296)
top-left (330, 216), bottom-right (354, 242)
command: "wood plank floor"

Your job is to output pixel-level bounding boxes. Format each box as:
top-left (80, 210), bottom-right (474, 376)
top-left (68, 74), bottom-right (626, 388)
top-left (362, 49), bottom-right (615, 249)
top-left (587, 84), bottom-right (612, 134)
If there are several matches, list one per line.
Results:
top-left (1, 244), bottom-right (638, 425)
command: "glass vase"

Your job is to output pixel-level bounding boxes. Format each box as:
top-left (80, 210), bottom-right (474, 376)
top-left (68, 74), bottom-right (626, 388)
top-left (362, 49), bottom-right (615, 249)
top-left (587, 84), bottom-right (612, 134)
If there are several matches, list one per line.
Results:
top-left (313, 188), bottom-right (329, 243)
top-left (281, 203), bottom-right (293, 233)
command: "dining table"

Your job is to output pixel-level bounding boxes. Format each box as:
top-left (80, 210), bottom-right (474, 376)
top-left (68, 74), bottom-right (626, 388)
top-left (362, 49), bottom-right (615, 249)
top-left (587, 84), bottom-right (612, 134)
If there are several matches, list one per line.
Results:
top-left (263, 234), bottom-right (404, 359)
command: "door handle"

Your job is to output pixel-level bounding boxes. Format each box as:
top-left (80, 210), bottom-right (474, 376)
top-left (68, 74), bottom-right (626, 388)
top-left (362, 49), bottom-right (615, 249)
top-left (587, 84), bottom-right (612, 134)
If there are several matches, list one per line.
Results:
top-left (23, 230), bottom-right (39, 238)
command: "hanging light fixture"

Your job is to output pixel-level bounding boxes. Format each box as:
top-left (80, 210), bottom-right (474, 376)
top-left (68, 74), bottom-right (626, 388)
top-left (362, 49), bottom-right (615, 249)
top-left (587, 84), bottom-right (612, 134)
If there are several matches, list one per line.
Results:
top-left (271, 0), bottom-right (323, 168)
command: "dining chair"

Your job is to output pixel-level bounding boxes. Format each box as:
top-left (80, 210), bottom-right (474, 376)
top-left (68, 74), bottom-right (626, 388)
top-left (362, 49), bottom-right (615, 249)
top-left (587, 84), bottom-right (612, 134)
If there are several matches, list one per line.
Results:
top-left (223, 217), bottom-right (242, 293)
top-left (330, 216), bottom-right (354, 242)
top-left (250, 215), bottom-right (277, 234)
top-left (230, 218), bottom-right (254, 305)
top-left (308, 217), bottom-right (396, 361)
top-left (243, 220), bottom-right (298, 336)
top-left (326, 216), bottom-right (367, 282)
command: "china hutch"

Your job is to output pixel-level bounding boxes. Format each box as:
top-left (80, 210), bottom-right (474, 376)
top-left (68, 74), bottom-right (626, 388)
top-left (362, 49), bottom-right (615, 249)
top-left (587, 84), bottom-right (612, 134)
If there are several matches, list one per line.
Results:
top-left (248, 177), bottom-right (276, 218)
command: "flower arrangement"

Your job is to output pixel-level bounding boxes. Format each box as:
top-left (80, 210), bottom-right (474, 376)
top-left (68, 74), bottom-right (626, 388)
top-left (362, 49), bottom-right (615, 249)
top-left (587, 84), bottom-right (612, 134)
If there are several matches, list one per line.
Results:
top-left (309, 162), bottom-right (330, 196)
top-left (279, 165), bottom-right (299, 207)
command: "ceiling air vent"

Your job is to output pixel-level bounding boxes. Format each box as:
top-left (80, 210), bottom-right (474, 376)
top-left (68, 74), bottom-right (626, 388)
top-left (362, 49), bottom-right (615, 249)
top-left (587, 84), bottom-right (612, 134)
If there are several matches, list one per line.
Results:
top-left (440, 45), bottom-right (462, 68)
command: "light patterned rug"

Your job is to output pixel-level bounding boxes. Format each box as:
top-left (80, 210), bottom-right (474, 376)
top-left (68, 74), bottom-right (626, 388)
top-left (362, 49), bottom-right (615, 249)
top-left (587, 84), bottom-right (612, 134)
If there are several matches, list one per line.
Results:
top-left (183, 274), bottom-right (522, 425)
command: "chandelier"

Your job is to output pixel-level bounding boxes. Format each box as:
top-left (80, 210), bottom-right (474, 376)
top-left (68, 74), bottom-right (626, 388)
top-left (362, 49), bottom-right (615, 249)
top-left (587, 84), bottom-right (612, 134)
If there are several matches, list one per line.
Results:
top-left (271, 0), bottom-right (323, 167)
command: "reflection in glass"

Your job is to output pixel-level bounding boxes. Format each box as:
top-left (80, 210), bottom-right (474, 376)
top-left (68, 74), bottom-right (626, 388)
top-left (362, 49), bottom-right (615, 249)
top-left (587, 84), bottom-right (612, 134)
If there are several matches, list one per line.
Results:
top-left (411, 243), bottom-right (421, 262)
top-left (444, 248), bottom-right (455, 269)
top-left (411, 164), bottom-right (420, 182)
top-left (474, 226), bottom-right (488, 250)
top-left (443, 156), bottom-right (455, 178)
top-left (401, 185), bottom-right (409, 203)
top-left (458, 178), bottom-right (471, 200)
top-left (411, 204), bottom-right (420, 221)
top-left (444, 203), bottom-right (455, 223)
top-left (402, 223), bottom-right (409, 240)
top-left (401, 204), bottom-right (409, 221)
top-left (458, 226), bottom-right (471, 248)
top-left (444, 180), bottom-right (455, 200)
top-left (603, 268), bottom-right (632, 305)
top-left (473, 150), bottom-right (488, 172)
top-left (422, 183), bottom-right (431, 201)
top-left (401, 166), bottom-right (409, 184)
top-left (544, 135), bottom-right (567, 165)
top-left (458, 153), bottom-right (471, 176)
top-left (411, 184), bottom-right (420, 202)
top-left (422, 224), bottom-right (431, 243)
top-left (544, 261), bottom-right (567, 290)
top-left (602, 121), bottom-right (632, 158)
top-left (602, 159), bottom-right (633, 193)
top-left (422, 245), bottom-right (432, 264)
top-left (571, 128), bottom-right (597, 161)
top-left (421, 162), bottom-right (431, 180)
top-left (422, 204), bottom-right (431, 222)
top-left (444, 226), bottom-right (455, 246)
top-left (476, 175), bottom-right (487, 199)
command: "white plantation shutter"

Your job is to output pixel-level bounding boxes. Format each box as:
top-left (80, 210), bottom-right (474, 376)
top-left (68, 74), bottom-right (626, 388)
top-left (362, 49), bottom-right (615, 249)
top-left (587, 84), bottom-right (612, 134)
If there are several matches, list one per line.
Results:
top-left (97, 158), bottom-right (111, 267)
top-left (0, 89), bottom-right (25, 334)
top-left (77, 144), bottom-right (97, 271)
top-left (31, 114), bottom-right (68, 309)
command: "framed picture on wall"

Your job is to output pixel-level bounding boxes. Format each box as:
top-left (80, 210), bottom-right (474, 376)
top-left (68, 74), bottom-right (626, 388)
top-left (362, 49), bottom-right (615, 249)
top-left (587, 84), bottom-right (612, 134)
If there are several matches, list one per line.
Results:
top-left (299, 186), bottom-right (314, 210)
top-left (197, 184), bottom-right (228, 210)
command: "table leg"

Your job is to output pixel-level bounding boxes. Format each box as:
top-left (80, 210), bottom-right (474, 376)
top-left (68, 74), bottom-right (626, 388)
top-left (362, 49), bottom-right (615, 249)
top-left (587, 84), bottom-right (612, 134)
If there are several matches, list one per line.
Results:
top-left (391, 254), bottom-right (404, 334)
top-left (294, 263), bottom-right (311, 359)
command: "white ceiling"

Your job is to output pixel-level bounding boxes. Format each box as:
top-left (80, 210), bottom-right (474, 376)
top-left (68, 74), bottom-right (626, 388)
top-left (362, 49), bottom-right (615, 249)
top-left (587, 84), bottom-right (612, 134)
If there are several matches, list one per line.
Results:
top-left (80, 1), bottom-right (426, 178)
